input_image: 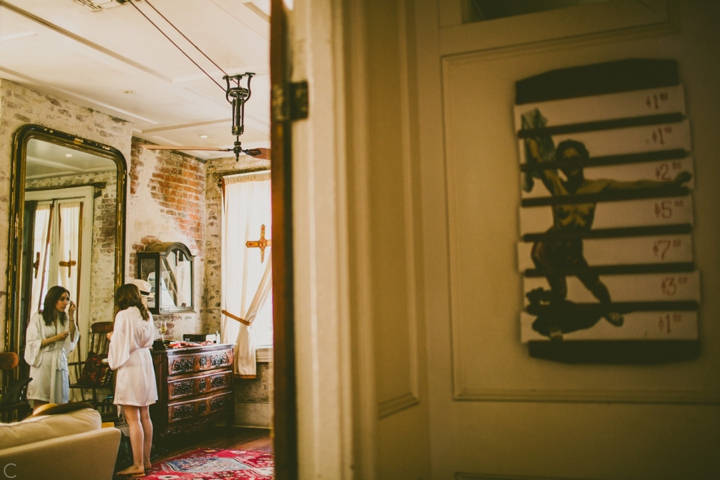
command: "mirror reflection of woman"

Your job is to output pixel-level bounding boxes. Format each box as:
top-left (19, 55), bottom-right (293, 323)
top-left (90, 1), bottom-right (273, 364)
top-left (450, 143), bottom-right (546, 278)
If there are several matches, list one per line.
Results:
top-left (24, 285), bottom-right (79, 411)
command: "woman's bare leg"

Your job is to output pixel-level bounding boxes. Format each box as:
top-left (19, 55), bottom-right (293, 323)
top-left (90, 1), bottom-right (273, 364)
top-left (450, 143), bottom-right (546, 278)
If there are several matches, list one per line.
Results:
top-left (140, 406), bottom-right (154, 469)
top-left (117, 405), bottom-right (145, 475)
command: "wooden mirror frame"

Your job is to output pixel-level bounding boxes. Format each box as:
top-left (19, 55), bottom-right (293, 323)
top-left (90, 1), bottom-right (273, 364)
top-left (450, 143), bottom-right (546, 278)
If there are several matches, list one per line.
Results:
top-left (137, 241), bottom-right (195, 315)
top-left (4, 124), bottom-right (127, 378)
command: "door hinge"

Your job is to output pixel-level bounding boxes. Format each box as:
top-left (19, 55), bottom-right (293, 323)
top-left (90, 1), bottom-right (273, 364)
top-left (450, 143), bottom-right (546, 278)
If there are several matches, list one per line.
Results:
top-left (272, 81), bottom-right (309, 122)
top-left (289, 81), bottom-right (309, 120)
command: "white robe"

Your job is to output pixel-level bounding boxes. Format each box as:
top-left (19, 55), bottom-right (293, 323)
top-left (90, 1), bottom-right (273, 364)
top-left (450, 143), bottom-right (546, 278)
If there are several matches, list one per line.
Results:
top-left (108, 306), bottom-right (158, 406)
top-left (25, 312), bottom-right (79, 404)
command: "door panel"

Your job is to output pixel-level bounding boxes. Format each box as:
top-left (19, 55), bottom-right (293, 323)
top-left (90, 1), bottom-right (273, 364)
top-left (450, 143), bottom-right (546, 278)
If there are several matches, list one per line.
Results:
top-left (418, 0), bottom-right (720, 478)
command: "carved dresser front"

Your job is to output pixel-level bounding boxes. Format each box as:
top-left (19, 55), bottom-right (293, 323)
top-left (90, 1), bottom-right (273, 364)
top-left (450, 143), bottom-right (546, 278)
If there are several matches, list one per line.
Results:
top-left (150, 343), bottom-right (234, 449)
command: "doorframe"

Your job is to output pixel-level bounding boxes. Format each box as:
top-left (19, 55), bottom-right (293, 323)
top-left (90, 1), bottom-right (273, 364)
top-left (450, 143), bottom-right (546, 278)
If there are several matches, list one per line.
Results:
top-left (270, 0), bottom-right (358, 478)
top-left (270, 1), bottom-right (298, 479)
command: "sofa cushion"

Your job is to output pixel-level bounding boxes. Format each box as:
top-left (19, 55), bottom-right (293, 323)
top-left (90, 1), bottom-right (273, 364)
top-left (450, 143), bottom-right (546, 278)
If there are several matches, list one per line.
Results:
top-left (0, 406), bottom-right (100, 450)
top-left (29, 401), bottom-right (94, 417)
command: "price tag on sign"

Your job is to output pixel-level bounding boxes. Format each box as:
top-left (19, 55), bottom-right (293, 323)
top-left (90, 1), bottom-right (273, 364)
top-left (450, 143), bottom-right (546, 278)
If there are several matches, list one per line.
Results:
top-left (645, 91), bottom-right (671, 110)
top-left (658, 313), bottom-right (684, 333)
top-left (660, 275), bottom-right (689, 296)
top-left (655, 161), bottom-right (687, 181)
top-left (653, 198), bottom-right (689, 220)
top-left (652, 237), bottom-right (684, 260)
top-left (649, 125), bottom-right (677, 145)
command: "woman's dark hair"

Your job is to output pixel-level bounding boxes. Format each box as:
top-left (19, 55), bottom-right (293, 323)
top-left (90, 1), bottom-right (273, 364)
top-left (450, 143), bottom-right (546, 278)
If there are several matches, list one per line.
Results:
top-left (41, 285), bottom-right (70, 326)
top-left (115, 284), bottom-right (150, 321)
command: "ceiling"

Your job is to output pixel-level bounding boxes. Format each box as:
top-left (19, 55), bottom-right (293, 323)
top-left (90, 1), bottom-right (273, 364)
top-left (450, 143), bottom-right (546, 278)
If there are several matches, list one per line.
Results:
top-left (0, 0), bottom-right (271, 161)
top-left (25, 138), bottom-right (116, 180)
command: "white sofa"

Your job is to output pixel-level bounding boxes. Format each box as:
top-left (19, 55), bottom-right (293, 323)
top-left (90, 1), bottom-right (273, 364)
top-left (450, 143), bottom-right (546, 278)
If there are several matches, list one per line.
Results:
top-left (0, 406), bottom-right (121, 480)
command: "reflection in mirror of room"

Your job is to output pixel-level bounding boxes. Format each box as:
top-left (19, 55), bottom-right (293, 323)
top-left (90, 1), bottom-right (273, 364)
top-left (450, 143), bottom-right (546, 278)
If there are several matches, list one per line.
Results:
top-left (137, 242), bottom-right (195, 314)
top-left (24, 140), bottom-right (119, 361)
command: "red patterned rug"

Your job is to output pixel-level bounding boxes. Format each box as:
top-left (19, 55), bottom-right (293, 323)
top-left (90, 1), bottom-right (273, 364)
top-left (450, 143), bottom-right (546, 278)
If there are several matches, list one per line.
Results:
top-left (143, 448), bottom-right (273, 479)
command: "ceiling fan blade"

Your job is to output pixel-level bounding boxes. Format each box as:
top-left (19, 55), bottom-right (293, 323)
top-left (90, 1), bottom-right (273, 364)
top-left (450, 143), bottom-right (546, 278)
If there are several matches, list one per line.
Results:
top-left (141, 145), bottom-right (232, 151)
top-left (243, 147), bottom-right (270, 159)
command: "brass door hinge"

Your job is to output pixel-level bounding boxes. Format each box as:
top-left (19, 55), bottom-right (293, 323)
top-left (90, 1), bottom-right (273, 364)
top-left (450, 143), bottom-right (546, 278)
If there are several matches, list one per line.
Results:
top-left (272, 81), bottom-right (309, 122)
top-left (289, 81), bottom-right (309, 120)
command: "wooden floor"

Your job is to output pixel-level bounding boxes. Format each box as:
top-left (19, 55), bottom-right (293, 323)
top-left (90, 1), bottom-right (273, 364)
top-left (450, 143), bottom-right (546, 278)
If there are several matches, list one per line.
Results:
top-left (113, 426), bottom-right (273, 479)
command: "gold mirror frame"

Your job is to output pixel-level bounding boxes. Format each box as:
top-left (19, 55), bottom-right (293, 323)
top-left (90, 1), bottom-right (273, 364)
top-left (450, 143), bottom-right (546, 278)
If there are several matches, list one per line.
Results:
top-left (4, 124), bottom-right (127, 377)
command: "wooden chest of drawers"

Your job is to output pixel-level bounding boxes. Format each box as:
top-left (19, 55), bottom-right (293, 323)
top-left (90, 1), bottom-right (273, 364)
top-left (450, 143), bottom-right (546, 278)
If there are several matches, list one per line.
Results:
top-left (151, 343), bottom-right (235, 448)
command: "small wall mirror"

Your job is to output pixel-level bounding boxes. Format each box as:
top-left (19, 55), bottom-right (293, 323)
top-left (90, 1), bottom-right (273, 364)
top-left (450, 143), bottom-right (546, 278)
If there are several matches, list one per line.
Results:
top-left (6, 125), bottom-right (127, 380)
top-left (137, 242), bottom-right (195, 314)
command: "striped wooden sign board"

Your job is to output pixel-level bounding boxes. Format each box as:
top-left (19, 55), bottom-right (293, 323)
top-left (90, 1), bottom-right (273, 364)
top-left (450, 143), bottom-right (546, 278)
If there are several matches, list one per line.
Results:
top-left (514, 59), bottom-right (700, 345)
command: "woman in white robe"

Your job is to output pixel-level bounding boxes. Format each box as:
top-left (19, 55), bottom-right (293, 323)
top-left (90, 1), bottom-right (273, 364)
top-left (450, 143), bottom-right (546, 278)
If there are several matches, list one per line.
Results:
top-left (107, 282), bottom-right (157, 477)
top-left (25, 285), bottom-right (79, 410)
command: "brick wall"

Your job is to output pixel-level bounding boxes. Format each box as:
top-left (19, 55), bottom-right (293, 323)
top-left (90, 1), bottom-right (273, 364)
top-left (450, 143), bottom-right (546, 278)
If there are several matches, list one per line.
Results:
top-left (127, 139), bottom-right (207, 339)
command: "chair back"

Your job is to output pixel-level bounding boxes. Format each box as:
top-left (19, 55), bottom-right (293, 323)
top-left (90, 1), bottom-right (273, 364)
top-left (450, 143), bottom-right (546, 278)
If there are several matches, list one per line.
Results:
top-left (0, 352), bottom-right (19, 371)
top-left (88, 321), bottom-right (114, 355)
top-left (0, 352), bottom-right (32, 422)
top-left (67, 321), bottom-right (116, 420)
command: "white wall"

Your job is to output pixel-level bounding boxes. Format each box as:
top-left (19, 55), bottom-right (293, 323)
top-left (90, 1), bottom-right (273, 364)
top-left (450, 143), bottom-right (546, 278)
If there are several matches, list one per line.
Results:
top-left (415, 1), bottom-right (720, 478)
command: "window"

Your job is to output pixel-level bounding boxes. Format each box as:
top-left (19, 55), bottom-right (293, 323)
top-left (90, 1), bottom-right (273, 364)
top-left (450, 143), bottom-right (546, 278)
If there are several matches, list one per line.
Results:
top-left (221, 170), bottom-right (273, 374)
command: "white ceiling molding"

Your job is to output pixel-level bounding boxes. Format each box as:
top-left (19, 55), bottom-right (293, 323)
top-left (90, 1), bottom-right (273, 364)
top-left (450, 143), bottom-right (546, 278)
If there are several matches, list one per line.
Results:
top-left (0, 30), bottom-right (36, 42)
top-left (0, 65), bottom-right (160, 124)
top-left (211, 0), bottom-right (270, 40)
top-left (242, 1), bottom-right (270, 23)
top-left (141, 119), bottom-right (230, 134)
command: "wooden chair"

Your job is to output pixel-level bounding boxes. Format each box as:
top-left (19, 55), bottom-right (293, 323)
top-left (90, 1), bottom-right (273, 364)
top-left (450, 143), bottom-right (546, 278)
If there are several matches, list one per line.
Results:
top-left (0, 352), bottom-right (32, 423)
top-left (68, 321), bottom-right (115, 419)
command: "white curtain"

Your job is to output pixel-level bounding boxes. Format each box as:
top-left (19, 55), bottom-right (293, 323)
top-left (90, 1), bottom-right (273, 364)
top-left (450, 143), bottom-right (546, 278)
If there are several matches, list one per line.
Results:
top-left (30, 200), bottom-right (82, 313)
top-left (31, 203), bottom-right (53, 314)
top-left (221, 171), bottom-right (272, 377)
top-left (174, 252), bottom-right (192, 308)
top-left (57, 201), bottom-right (82, 298)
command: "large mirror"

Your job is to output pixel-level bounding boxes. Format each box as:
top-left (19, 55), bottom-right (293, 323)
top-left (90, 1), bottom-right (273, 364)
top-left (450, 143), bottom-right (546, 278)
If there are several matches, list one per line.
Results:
top-left (5, 124), bottom-right (126, 380)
